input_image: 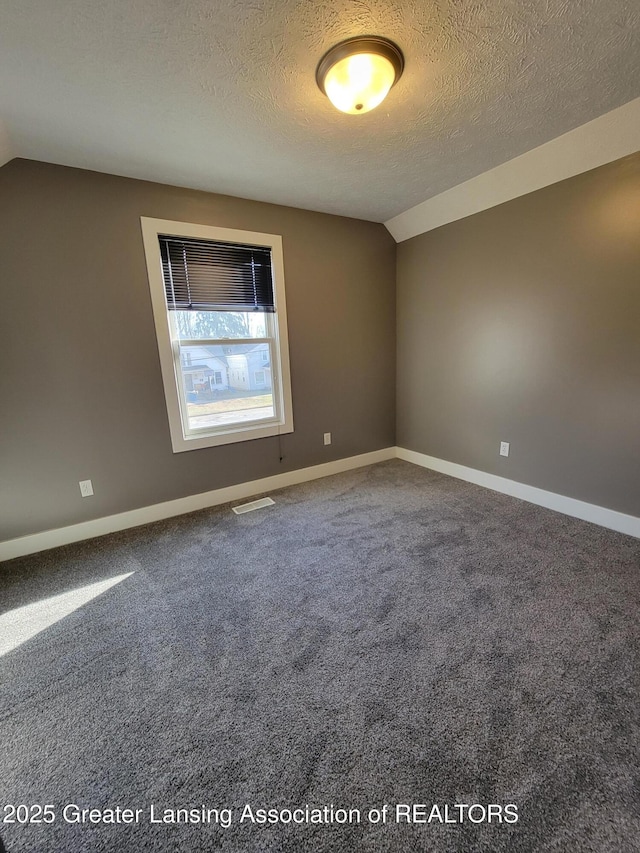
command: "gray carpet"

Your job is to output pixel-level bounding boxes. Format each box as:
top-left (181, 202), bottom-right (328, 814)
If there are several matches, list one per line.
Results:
top-left (1, 460), bottom-right (639, 853)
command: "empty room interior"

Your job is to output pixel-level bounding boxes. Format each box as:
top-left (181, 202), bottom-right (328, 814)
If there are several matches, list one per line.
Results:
top-left (1, 1), bottom-right (639, 851)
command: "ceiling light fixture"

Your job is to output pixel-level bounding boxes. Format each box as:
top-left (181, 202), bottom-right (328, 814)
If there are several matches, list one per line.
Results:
top-left (316, 36), bottom-right (404, 115)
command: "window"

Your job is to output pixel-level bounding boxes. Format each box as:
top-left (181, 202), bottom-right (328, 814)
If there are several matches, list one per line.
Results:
top-left (141, 218), bottom-right (293, 452)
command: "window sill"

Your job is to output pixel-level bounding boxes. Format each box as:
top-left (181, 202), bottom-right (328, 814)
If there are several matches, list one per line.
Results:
top-left (169, 421), bottom-right (294, 453)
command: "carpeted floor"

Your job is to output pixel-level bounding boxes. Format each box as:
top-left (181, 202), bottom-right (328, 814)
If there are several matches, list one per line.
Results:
top-left (1, 459), bottom-right (639, 852)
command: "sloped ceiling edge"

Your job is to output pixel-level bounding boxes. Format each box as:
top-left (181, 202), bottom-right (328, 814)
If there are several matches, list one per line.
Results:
top-left (385, 97), bottom-right (640, 242)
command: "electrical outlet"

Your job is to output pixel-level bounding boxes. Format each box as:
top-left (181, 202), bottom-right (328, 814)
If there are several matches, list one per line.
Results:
top-left (500, 441), bottom-right (510, 458)
top-left (79, 479), bottom-right (94, 497)
top-left (323, 432), bottom-right (332, 446)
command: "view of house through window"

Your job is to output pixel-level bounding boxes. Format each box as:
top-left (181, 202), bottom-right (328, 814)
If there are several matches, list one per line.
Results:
top-left (174, 310), bottom-right (275, 431)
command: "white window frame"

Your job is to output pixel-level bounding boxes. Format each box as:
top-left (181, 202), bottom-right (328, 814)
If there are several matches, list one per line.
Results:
top-left (140, 217), bottom-right (294, 453)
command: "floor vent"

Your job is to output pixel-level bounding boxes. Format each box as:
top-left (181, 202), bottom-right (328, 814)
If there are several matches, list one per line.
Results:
top-left (232, 497), bottom-right (275, 515)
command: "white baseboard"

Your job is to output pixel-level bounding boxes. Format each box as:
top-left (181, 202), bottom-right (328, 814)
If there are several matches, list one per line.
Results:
top-left (0, 447), bottom-right (395, 561)
top-left (3, 444), bottom-right (637, 560)
top-left (396, 447), bottom-right (640, 539)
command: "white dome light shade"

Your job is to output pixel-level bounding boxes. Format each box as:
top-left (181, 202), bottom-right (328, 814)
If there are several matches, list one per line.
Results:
top-left (324, 53), bottom-right (395, 114)
top-left (317, 37), bottom-right (404, 116)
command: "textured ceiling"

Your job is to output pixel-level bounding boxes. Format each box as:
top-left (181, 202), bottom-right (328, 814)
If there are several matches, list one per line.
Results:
top-left (1, 0), bottom-right (639, 222)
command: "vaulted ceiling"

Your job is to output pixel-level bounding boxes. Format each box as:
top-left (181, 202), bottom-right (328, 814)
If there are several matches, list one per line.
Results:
top-left (1, 0), bottom-right (639, 222)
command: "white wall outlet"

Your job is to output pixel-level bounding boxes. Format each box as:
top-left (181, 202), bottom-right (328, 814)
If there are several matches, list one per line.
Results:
top-left (323, 432), bottom-right (332, 446)
top-left (500, 441), bottom-right (510, 457)
top-left (79, 479), bottom-right (94, 497)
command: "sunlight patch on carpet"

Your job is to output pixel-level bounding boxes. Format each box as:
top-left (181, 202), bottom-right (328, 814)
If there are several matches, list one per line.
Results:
top-left (0, 572), bottom-right (134, 657)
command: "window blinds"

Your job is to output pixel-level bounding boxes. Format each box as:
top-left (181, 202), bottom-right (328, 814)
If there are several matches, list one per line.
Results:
top-left (159, 235), bottom-right (275, 313)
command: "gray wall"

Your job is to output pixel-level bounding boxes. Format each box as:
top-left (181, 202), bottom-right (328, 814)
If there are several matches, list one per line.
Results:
top-left (0, 159), bottom-right (396, 540)
top-left (397, 152), bottom-right (640, 518)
